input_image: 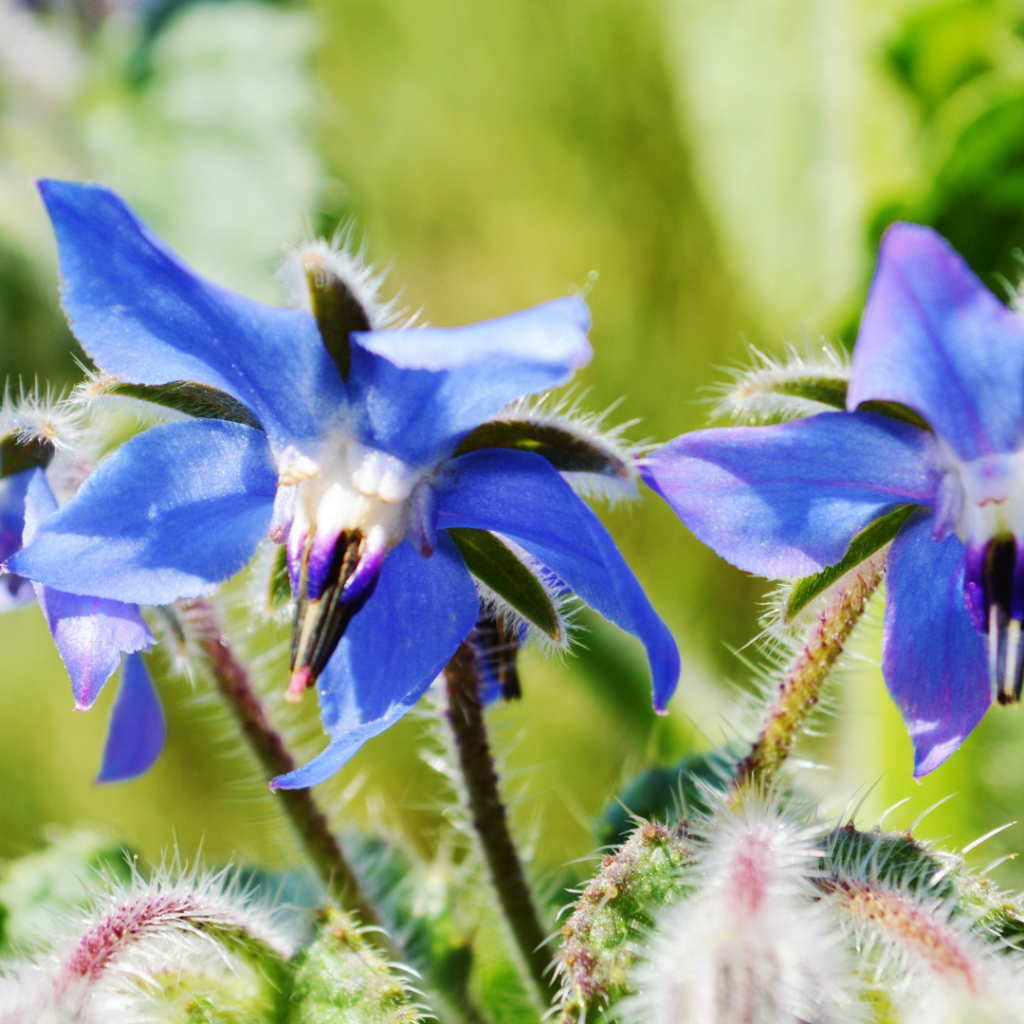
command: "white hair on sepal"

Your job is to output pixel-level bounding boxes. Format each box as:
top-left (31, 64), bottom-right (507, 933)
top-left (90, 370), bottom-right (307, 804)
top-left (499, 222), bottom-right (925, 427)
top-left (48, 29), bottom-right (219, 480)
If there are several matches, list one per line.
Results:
top-left (496, 388), bottom-right (646, 506)
top-left (824, 832), bottom-right (1024, 1024)
top-left (711, 339), bottom-right (850, 426)
top-left (0, 855), bottom-right (298, 1024)
top-left (0, 380), bottom-right (83, 454)
top-left (278, 228), bottom-right (420, 332)
top-left (468, 533), bottom-right (578, 656)
top-left (621, 791), bottom-right (860, 1024)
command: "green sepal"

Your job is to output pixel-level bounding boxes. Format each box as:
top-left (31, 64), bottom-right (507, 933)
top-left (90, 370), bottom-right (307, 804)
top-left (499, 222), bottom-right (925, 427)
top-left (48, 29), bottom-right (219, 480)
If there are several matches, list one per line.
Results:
top-left (751, 373), bottom-right (932, 431)
top-left (304, 262), bottom-right (371, 383)
top-left (785, 504), bottom-right (917, 622)
top-left (269, 545), bottom-right (292, 609)
top-left (447, 527), bottom-right (561, 639)
top-left (454, 419), bottom-right (630, 480)
top-left (99, 380), bottom-right (264, 431)
top-left (764, 376), bottom-right (848, 410)
top-left (0, 433), bottom-right (55, 479)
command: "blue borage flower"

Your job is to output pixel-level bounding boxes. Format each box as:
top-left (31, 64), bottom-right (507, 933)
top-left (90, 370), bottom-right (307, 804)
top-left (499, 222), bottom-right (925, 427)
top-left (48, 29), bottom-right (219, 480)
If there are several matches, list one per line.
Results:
top-left (642, 221), bottom-right (1024, 779)
top-left (12, 180), bottom-right (680, 790)
top-left (0, 398), bottom-right (162, 782)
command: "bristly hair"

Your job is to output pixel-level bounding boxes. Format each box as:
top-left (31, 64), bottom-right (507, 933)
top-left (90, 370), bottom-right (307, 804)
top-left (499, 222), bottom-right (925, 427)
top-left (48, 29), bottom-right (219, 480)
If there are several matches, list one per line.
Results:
top-left (498, 388), bottom-right (646, 505)
top-left (278, 227), bottom-right (419, 332)
top-left (0, 381), bottom-right (82, 454)
top-left (0, 856), bottom-right (298, 1024)
top-left (621, 790), bottom-right (858, 1024)
top-left (711, 340), bottom-right (849, 426)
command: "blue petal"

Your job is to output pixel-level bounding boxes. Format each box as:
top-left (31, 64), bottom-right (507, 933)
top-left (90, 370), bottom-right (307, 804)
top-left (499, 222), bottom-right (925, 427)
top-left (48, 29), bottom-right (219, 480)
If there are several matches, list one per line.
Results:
top-left (346, 297), bottom-right (592, 466)
top-left (97, 652), bottom-right (165, 783)
top-left (20, 469), bottom-right (153, 707)
top-left (883, 510), bottom-right (989, 778)
top-left (641, 411), bottom-right (940, 578)
top-left (0, 469), bottom-right (35, 609)
top-left (436, 448), bottom-right (680, 711)
top-left (10, 420), bottom-right (276, 605)
top-left (39, 180), bottom-right (346, 451)
top-left (849, 222), bottom-right (1024, 461)
top-left (271, 533), bottom-right (479, 789)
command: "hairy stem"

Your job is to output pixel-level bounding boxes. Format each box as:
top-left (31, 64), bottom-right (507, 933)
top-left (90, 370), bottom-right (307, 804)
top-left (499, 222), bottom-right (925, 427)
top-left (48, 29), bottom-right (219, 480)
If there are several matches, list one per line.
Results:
top-left (443, 641), bottom-right (556, 1006)
top-left (179, 599), bottom-right (386, 939)
top-left (732, 556), bottom-right (885, 790)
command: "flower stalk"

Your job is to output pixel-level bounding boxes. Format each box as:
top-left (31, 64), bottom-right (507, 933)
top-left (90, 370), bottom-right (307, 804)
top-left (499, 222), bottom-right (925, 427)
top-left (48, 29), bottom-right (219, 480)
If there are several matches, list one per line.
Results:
top-left (732, 556), bottom-right (885, 790)
top-left (442, 641), bottom-right (556, 1006)
top-left (180, 598), bottom-right (387, 942)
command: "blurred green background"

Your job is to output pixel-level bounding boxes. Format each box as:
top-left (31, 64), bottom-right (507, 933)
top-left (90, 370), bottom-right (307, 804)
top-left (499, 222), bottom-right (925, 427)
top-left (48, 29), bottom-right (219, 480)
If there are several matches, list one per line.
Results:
top-left (2, 0), bottom-right (1024, 889)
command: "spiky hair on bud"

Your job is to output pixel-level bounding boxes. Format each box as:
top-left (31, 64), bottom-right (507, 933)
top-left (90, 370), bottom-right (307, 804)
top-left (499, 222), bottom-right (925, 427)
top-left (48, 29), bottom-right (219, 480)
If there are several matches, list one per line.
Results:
top-left (820, 822), bottom-right (1024, 1024)
top-left (0, 859), bottom-right (297, 1024)
top-left (279, 230), bottom-right (415, 332)
top-left (711, 341), bottom-right (849, 426)
top-left (479, 390), bottom-right (645, 506)
top-left (621, 793), bottom-right (857, 1024)
top-left (0, 383), bottom-right (82, 453)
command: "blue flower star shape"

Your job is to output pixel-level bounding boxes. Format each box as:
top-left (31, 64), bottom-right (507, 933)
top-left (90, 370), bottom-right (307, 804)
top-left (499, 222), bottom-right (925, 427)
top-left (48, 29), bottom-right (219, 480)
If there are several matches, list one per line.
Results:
top-left (12, 181), bottom-right (680, 789)
top-left (643, 222), bottom-right (1024, 778)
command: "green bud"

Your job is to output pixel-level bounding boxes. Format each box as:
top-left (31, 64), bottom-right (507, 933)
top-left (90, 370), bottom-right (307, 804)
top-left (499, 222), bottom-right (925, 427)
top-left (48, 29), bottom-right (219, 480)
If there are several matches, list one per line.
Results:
top-left (287, 908), bottom-right (421, 1024)
top-left (557, 821), bottom-right (694, 1023)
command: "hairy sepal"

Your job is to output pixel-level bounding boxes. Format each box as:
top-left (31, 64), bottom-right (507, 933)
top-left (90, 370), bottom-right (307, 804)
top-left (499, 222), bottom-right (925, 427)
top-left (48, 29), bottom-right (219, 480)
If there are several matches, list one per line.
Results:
top-left (781, 505), bottom-right (915, 624)
top-left (448, 527), bottom-right (564, 642)
top-left (458, 393), bottom-right (642, 504)
top-left (79, 375), bottom-right (264, 431)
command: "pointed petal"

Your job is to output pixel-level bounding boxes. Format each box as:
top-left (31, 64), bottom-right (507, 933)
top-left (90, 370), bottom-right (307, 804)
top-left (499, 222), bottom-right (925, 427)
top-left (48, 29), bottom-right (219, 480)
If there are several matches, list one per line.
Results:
top-left (436, 448), bottom-right (680, 711)
top-left (0, 469), bottom-right (35, 609)
top-left (10, 420), bottom-right (276, 604)
top-left (849, 222), bottom-right (1024, 460)
top-left (271, 533), bottom-right (478, 789)
top-left (883, 510), bottom-right (989, 777)
top-left (36, 583), bottom-right (154, 710)
top-left (38, 180), bottom-right (346, 450)
top-left (346, 297), bottom-right (592, 465)
top-left (641, 411), bottom-right (939, 578)
top-left (97, 652), bottom-right (165, 783)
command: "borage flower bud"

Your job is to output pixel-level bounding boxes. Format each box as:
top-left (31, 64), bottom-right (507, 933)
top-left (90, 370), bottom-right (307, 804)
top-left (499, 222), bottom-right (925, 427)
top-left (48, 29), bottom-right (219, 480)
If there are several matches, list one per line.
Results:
top-left (13, 181), bottom-right (680, 789)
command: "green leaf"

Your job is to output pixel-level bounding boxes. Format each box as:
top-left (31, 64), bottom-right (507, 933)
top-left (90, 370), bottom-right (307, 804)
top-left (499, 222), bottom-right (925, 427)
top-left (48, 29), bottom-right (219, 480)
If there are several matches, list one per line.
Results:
top-left (269, 544), bottom-right (292, 609)
top-left (858, 399), bottom-right (932, 432)
top-left (785, 504), bottom-right (917, 622)
top-left (447, 527), bottom-right (561, 639)
top-left (454, 419), bottom-right (630, 479)
top-left (100, 380), bottom-right (264, 431)
top-left (0, 434), bottom-right (55, 479)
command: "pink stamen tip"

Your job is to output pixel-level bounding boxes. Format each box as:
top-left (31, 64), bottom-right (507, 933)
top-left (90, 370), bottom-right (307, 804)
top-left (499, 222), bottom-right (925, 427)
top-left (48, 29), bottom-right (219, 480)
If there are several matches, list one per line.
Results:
top-left (285, 666), bottom-right (312, 704)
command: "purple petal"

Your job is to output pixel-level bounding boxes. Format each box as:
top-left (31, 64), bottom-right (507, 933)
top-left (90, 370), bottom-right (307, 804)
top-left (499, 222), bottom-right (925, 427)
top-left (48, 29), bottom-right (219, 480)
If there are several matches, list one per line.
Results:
top-left (883, 510), bottom-right (989, 778)
top-left (271, 533), bottom-right (479, 789)
top-left (642, 411), bottom-right (939, 578)
top-left (436, 448), bottom-right (680, 711)
top-left (0, 469), bottom-right (35, 610)
top-left (347, 297), bottom-right (592, 466)
top-left (38, 180), bottom-right (346, 451)
top-left (10, 420), bottom-right (276, 605)
top-left (849, 222), bottom-right (1024, 460)
top-left (97, 652), bottom-right (165, 783)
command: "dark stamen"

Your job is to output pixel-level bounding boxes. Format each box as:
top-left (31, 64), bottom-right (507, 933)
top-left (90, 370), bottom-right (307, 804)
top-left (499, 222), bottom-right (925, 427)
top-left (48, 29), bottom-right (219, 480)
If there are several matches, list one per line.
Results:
top-left (982, 538), bottom-right (1024, 705)
top-left (472, 612), bottom-right (522, 701)
top-left (287, 529), bottom-right (379, 701)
